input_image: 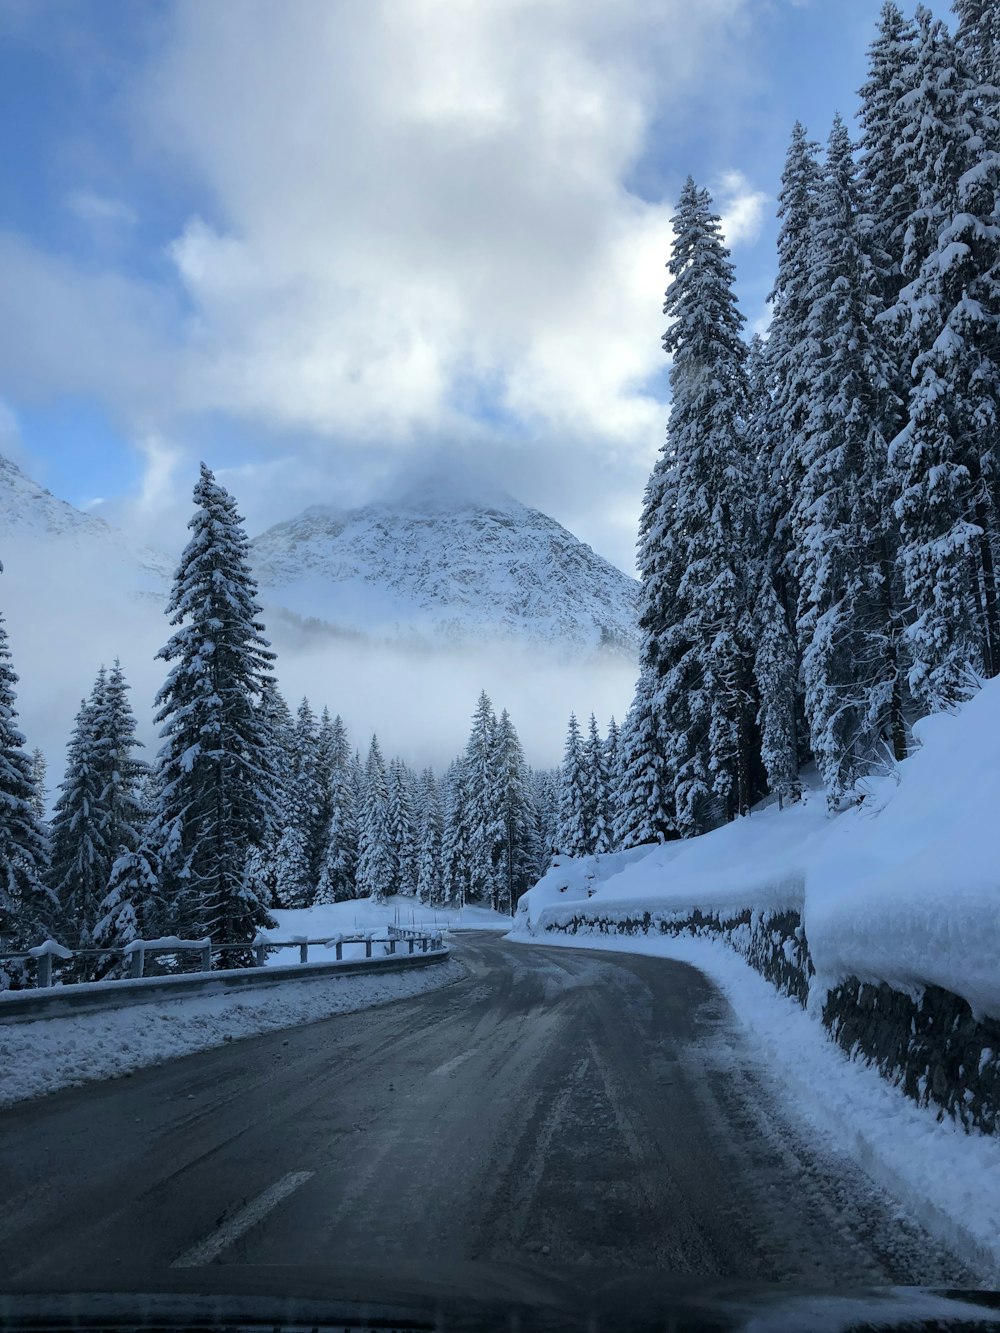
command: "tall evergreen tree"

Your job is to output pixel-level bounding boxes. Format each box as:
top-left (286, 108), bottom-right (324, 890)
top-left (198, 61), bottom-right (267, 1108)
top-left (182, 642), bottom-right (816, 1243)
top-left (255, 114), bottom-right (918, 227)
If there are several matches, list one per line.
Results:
top-left (492, 709), bottom-right (538, 912)
top-left (440, 758), bottom-right (471, 908)
top-left (30, 748), bottom-right (47, 824)
top-left (355, 735), bottom-right (392, 903)
top-left (530, 767), bottom-right (560, 875)
top-left (290, 697), bottom-right (324, 896)
top-left (464, 692), bottom-right (504, 904)
top-left (640, 178), bottom-right (757, 831)
top-left (315, 717), bottom-right (358, 904)
top-left (581, 713), bottom-right (613, 855)
top-left (386, 756), bottom-right (418, 896)
top-left (51, 661), bottom-right (153, 977)
top-left (0, 611), bottom-right (54, 977)
top-left (952, 0), bottom-right (1000, 98)
top-left (793, 116), bottom-right (907, 801)
top-left (557, 713), bottom-right (588, 856)
top-left (889, 10), bottom-right (1000, 704)
top-left (154, 464), bottom-right (278, 964)
top-left (415, 768), bottom-right (444, 906)
top-left (614, 669), bottom-right (673, 848)
top-left (49, 679), bottom-right (110, 958)
top-left (764, 122), bottom-right (824, 631)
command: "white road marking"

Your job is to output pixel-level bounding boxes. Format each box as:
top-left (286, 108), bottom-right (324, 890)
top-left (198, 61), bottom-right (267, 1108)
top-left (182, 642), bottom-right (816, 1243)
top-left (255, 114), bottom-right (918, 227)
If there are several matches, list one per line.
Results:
top-left (171, 1170), bottom-right (314, 1267)
top-left (430, 1049), bottom-right (475, 1077)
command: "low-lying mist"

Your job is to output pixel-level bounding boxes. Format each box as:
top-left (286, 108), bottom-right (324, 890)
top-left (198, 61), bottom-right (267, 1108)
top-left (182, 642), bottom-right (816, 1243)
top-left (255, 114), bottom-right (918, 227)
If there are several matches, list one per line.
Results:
top-left (3, 540), bottom-right (637, 796)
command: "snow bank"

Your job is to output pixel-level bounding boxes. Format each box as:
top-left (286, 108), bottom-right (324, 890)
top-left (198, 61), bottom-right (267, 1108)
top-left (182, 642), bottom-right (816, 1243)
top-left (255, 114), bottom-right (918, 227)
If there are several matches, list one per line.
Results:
top-left (515, 677), bottom-right (1000, 1020)
top-left (269, 895), bottom-right (512, 946)
top-left (0, 957), bottom-right (465, 1108)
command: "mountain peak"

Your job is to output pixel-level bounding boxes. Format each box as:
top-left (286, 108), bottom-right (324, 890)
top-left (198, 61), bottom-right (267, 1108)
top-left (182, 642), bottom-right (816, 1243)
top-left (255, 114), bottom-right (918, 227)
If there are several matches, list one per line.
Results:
top-left (250, 489), bottom-right (639, 657)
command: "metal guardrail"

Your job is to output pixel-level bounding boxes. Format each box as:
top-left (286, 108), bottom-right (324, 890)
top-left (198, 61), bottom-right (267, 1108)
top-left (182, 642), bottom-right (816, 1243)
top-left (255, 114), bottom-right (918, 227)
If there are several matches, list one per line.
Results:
top-left (0, 945), bottom-right (451, 1023)
top-left (0, 930), bottom-right (446, 989)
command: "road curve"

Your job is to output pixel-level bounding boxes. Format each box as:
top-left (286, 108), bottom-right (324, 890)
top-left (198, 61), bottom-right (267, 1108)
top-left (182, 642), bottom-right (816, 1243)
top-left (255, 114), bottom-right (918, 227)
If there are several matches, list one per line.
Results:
top-left (0, 933), bottom-right (975, 1290)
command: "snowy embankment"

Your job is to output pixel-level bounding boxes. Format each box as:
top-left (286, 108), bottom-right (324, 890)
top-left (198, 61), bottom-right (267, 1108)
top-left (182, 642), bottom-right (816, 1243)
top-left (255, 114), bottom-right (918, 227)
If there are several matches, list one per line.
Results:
top-left (0, 955), bottom-right (466, 1109)
top-left (514, 677), bottom-right (1000, 1022)
top-left (264, 895), bottom-right (512, 961)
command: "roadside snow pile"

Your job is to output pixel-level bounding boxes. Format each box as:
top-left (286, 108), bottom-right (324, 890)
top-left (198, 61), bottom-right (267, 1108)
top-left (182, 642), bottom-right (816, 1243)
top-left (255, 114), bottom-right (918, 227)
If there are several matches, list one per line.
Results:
top-left (514, 677), bottom-right (1000, 1021)
top-left (0, 957), bottom-right (465, 1108)
top-left (268, 895), bottom-right (511, 950)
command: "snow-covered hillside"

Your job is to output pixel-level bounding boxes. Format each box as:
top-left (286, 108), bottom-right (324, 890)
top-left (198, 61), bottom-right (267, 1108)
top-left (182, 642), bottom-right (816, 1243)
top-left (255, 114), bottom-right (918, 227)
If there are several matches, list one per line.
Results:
top-left (250, 484), bottom-right (640, 656)
top-left (1, 452), bottom-right (639, 660)
top-left (0, 452), bottom-right (171, 588)
top-left (515, 676), bottom-right (1000, 1021)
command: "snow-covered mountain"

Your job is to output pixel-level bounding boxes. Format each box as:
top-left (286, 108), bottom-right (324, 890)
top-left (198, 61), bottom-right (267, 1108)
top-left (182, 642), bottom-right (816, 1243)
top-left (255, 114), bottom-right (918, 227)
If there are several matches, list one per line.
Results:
top-left (0, 454), bottom-right (639, 658)
top-left (250, 486), bottom-right (640, 656)
top-left (0, 453), bottom-right (172, 587)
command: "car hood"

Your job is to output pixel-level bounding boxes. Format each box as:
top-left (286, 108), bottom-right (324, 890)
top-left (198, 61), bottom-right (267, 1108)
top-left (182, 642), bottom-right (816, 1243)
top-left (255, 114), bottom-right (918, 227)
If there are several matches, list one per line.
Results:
top-left (2, 1261), bottom-right (1000, 1332)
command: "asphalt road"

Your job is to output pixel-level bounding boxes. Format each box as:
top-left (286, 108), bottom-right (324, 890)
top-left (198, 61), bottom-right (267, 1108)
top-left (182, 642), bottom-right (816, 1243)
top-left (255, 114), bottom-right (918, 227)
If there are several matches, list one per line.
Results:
top-left (0, 933), bottom-right (977, 1293)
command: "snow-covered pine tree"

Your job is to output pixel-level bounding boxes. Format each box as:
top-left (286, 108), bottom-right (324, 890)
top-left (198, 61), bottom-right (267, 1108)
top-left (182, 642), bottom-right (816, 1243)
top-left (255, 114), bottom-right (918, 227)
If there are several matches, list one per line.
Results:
top-left (313, 707), bottom-right (338, 882)
top-left (603, 718), bottom-right (622, 851)
top-left (415, 768), bottom-right (444, 905)
top-left (614, 668), bottom-right (673, 848)
top-left (48, 675), bottom-right (113, 967)
top-left (154, 464), bottom-right (278, 964)
top-left (95, 767), bottom-right (161, 982)
top-left (88, 661), bottom-right (155, 974)
top-left (857, 3), bottom-right (920, 326)
top-left (646, 177), bottom-right (757, 829)
top-left (290, 697), bottom-right (325, 898)
top-left (530, 767), bottom-right (560, 875)
top-left (273, 825), bottom-right (312, 910)
top-left (888, 11), bottom-right (1000, 704)
top-left (0, 610), bottom-right (54, 980)
top-left (386, 756), bottom-right (418, 897)
top-left (581, 714), bottom-right (613, 855)
top-left (464, 691), bottom-right (504, 904)
top-left (355, 735), bottom-right (392, 903)
top-left (745, 335), bottom-right (801, 801)
top-left (492, 709), bottom-right (538, 913)
top-left (763, 122), bottom-right (823, 639)
top-left (440, 758), bottom-right (471, 908)
top-left (952, 0), bottom-right (1000, 97)
top-left (30, 748), bottom-right (46, 823)
top-left (315, 717), bottom-right (358, 904)
top-left (557, 713), bottom-right (588, 856)
top-left (793, 115), bottom-right (907, 802)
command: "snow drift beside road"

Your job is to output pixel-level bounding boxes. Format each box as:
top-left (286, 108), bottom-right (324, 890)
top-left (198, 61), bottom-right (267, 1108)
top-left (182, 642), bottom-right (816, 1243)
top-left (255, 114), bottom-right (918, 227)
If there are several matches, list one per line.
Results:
top-left (0, 955), bottom-right (465, 1108)
top-left (514, 676), bottom-right (1000, 1020)
top-left (267, 895), bottom-right (512, 949)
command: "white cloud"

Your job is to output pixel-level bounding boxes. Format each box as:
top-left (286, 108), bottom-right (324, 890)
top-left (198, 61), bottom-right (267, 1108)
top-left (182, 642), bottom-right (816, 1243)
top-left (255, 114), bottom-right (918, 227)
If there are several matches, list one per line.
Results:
top-left (66, 189), bottom-right (137, 229)
top-left (0, 0), bottom-right (764, 574)
top-left (716, 169), bottom-right (770, 248)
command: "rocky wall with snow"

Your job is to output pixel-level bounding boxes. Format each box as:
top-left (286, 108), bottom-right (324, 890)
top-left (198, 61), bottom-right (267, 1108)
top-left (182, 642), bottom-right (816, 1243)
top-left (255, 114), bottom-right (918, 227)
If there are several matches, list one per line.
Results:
top-left (823, 978), bottom-right (1000, 1137)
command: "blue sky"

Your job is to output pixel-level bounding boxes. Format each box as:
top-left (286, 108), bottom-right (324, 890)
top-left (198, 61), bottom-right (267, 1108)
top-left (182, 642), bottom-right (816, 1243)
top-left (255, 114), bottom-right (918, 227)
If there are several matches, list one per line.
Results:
top-left (0, 0), bottom-right (892, 571)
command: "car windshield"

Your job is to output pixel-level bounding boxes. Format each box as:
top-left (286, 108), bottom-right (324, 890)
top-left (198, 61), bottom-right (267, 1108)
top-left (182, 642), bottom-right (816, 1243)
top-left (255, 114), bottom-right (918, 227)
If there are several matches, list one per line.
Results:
top-left (1, 4), bottom-right (999, 1331)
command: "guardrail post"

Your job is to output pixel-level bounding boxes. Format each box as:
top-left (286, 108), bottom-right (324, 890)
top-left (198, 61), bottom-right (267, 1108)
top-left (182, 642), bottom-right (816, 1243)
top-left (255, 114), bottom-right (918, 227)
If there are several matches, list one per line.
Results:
top-left (37, 952), bottom-right (52, 988)
top-left (388, 939), bottom-right (396, 955)
top-left (130, 947), bottom-right (144, 980)
top-left (255, 943), bottom-right (267, 967)
top-left (336, 941), bottom-right (343, 961)
top-left (201, 943), bottom-right (212, 973)
top-left (421, 936), bottom-right (428, 953)
top-left (365, 938), bottom-right (372, 959)
top-left (299, 942), bottom-right (308, 964)
top-left (408, 938), bottom-right (414, 955)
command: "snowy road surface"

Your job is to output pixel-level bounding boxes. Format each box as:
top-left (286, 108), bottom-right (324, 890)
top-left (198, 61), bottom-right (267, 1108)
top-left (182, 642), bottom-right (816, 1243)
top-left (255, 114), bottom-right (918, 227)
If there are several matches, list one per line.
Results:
top-left (0, 934), bottom-right (978, 1290)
